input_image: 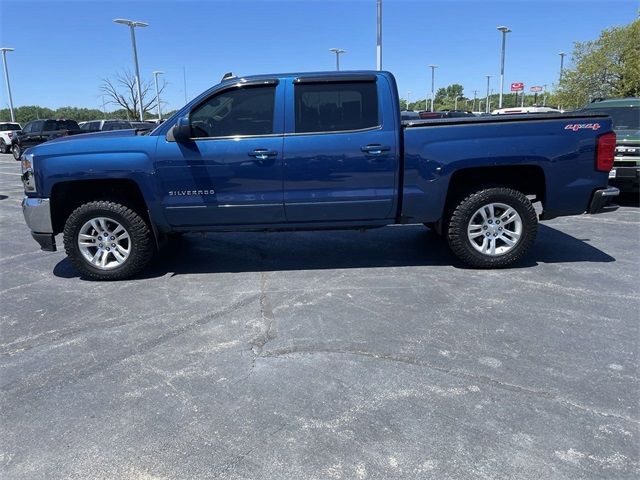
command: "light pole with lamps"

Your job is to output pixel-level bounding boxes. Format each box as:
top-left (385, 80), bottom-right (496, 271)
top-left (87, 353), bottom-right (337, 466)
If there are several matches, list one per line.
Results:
top-left (406, 91), bottom-right (411, 110)
top-left (497, 25), bottom-right (511, 109)
top-left (428, 64), bottom-right (437, 112)
top-left (113, 18), bottom-right (148, 121)
top-left (329, 48), bottom-right (346, 71)
top-left (152, 70), bottom-right (164, 121)
top-left (558, 52), bottom-right (566, 82)
top-left (485, 75), bottom-right (492, 113)
top-left (0, 47), bottom-right (16, 122)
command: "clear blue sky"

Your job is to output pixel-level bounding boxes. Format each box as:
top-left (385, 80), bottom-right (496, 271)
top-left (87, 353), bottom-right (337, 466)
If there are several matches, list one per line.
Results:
top-left (0, 0), bottom-right (637, 112)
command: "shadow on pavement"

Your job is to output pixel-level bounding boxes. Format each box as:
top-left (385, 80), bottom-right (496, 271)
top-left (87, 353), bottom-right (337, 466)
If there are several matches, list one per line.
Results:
top-left (617, 192), bottom-right (639, 208)
top-left (53, 224), bottom-right (615, 280)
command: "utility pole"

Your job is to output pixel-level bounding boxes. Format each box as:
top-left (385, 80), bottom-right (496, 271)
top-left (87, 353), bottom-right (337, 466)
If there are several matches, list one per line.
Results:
top-left (485, 75), bottom-right (491, 113)
top-left (473, 90), bottom-right (478, 112)
top-left (329, 48), bottom-right (346, 71)
top-left (406, 91), bottom-right (411, 110)
top-left (497, 26), bottom-right (511, 109)
top-left (376, 0), bottom-right (382, 70)
top-left (428, 65), bottom-right (437, 112)
top-left (114, 19), bottom-right (149, 121)
top-left (543, 84), bottom-right (548, 106)
top-left (0, 47), bottom-right (16, 122)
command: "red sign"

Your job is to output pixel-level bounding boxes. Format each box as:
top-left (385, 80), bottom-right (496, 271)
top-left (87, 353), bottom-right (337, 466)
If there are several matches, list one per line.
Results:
top-left (530, 86), bottom-right (543, 92)
top-left (510, 82), bottom-right (524, 92)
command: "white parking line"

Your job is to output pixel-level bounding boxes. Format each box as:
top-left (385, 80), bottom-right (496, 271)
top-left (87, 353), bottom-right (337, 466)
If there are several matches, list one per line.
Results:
top-left (0, 172), bottom-right (21, 176)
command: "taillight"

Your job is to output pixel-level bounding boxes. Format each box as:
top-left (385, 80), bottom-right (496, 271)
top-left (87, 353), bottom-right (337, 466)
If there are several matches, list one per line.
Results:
top-left (596, 132), bottom-right (616, 172)
top-left (8, 132), bottom-right (12, 139)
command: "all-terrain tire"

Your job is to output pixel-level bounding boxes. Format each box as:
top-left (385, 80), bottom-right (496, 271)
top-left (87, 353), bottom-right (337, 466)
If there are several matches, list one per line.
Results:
top-left (63, 201), bottom-right (154, 280)
top-left (447, 187), bottom-right (538, 268)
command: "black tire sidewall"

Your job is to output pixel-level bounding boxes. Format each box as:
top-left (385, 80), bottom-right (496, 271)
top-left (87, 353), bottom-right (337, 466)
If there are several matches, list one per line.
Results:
top-left (63, 201), bottom-right (153, 280)
top-left (447, 188), bottom-right (538, 268)
top-left (0, 140), bottom-right (7, 154)
top-left (12, 144), bottom-right (20, 160)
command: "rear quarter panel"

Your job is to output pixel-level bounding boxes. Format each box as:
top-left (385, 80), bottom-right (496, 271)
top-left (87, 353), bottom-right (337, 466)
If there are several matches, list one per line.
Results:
top-left (402, 117), bottom-right (613, 222)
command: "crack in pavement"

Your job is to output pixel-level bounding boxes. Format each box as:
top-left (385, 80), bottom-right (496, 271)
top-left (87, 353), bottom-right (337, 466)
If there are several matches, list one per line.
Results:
top-left (2, 293), bottom-right (261, 399)
top-left (260, 345), bottom-right (640, 425)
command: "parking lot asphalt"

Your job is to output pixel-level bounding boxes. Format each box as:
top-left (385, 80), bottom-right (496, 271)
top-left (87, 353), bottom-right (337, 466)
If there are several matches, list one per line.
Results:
top-left (0, 152), bottom-right (638, 479)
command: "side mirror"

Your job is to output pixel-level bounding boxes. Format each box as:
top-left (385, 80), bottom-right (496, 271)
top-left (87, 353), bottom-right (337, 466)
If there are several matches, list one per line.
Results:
top-left (166, 116), bottom-right (191, 142)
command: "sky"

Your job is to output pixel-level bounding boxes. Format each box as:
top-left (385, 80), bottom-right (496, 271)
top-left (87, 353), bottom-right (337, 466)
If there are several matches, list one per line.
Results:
top-left (0, 0), bottom-right (637, 112)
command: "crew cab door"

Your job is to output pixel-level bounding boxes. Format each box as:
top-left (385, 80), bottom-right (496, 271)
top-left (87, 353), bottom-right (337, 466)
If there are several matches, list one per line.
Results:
top-left (21, 121), bottom-right (43, 149)
top-left (283, 74), bottom-right (399, 222)
top-left (154, 80), bottom-right (285, 227)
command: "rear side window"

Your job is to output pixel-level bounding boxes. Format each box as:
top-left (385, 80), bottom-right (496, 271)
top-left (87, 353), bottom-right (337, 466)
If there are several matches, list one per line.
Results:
top-left (0, 123), bottom-right (20, 131)
top-left (43, 120), bottom-right (79, 131)
top-left (190, 85), bottom-right (276, 137)
top-left (294, 82), bottom-right (379, 133)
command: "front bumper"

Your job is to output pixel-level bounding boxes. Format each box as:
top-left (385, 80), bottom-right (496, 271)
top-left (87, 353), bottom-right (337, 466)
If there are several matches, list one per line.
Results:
top-left (22, 197), bottom-right (57, 251)
top-left (588, 187), bottom-right (620, 215)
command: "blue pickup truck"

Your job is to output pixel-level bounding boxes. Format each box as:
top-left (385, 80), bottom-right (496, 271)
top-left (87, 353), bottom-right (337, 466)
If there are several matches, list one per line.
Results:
top-left (21, 71), bottom-right (619, 280)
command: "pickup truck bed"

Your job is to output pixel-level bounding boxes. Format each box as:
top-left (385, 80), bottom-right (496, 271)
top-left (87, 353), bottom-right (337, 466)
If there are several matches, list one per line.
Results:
top-left (20, 71), bottom-right (618, 280)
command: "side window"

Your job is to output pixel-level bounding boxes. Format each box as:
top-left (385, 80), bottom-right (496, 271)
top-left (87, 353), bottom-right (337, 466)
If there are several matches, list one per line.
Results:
top-left (294, 82), bottom-right (379, 133)
top-left (80, 122), bottom-right (93, 131)
top-left (22, 123), bottom-right (33, 134)
top-left (190, 85), bottom-right (276, 138)
top-left (31, 121), bottom-right (44, 133)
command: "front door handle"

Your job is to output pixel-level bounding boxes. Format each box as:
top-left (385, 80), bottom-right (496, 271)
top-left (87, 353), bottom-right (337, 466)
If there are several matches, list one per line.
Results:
top-left (361, 144), bottom-right (390, 155)
top-left (248, 149), bottom-right (278, 161)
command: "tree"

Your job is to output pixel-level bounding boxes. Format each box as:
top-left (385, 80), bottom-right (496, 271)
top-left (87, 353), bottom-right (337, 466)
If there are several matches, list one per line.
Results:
top-left (556, 19), bottom-right (640, 108)
top-left (100, 70), bottom-right (166, 120)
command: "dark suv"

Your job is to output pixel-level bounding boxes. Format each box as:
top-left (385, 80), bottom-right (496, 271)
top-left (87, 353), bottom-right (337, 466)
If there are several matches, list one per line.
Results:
top-left (13, 119), bottom-right (82, 160)
top-left (580, 98), bottom-right (639, 193)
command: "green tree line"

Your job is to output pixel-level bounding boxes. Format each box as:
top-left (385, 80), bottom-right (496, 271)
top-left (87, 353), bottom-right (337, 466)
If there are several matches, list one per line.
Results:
top-left (0, 106), bottom-right (178, 124)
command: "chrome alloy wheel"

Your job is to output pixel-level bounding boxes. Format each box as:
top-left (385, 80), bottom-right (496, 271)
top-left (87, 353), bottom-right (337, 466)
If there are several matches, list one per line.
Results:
top-left (77, 217), bottom-right (131, 270)
top-left (467, 203), bottom-right (523, 256)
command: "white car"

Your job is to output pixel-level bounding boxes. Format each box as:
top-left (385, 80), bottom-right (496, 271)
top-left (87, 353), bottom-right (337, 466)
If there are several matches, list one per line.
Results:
top-left (0, 122), bottom-right (22, 154)
top-left (492, 107), bottom-right (562, 115)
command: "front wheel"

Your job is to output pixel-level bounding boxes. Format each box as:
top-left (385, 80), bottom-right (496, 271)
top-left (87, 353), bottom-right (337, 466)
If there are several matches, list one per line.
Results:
top-left (63, 201), bottom-right (154, 280)
top-left (12, 144), bottom-right (21, 160)
top-left (446, 187), bottom-right (538, 268)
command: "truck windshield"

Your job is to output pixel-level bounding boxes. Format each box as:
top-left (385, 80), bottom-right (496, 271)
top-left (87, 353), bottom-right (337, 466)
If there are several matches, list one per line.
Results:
top-left (0, 123), bottom-right (21, 131)
top-left (587, 107), bottom-right (639, 130)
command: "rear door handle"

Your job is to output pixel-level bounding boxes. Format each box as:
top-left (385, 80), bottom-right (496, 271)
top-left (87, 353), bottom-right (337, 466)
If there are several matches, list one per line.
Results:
top-left (361, 144), bottom-right (390, 155)
top-left (248, 149), bottom-right (278, 161)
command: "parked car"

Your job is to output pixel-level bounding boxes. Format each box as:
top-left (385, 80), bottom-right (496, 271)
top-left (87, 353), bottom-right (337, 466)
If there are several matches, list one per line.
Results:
top-left (0, 122), bottom-right (21, 154)
top-left (12, 119), bottom-right (82, 160)
top-left (492, 107), bottom-right (562, 115)
top-left (20, 70), bottom-right (618, 280)
top-left (80, 119), bottom-right (132, 133)
top-left (400, 111), bottom-right (421, 121)
top-left (578, 97), bottom-right (639, 193)
top-left (418, 110), bottom-right (475, 119)
top-left (129, 121), bottom-right (156, 132)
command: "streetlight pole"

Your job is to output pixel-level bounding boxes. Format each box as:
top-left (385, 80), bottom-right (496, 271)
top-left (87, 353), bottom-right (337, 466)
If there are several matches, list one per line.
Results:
top-left (473, 90), bottom-right (478, 112)
top-left (406, 91), bottom-right (411, 110)
top-left (0, 47), bottom-right (16, 122)
top-left (485, 75), bottom-right (491, 113)
top-left (329, 48), bottom-right (346, 71)
top-left (376, 0), bottom-right (382, 70)
top-left (114, 19), bottom-right (148, 121)
top-left (152, 70), bottom-right (164, 121)
top-left (497, 26), bottom-right (511, 109)
top-left (558, 52), bottom-right (566, 82)
top-left (428, 64), bottom-right (437, 112)
top-left (454, 95), bottom-right (459, 110)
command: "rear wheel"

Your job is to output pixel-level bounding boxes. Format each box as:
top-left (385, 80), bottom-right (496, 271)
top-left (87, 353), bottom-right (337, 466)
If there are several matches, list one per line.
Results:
top-left (0, 139), bottom-right (8, 154)
top-left (63, 201), bottom-right (154, 280)
top-left (446, 187), bottom-right (537, 268)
